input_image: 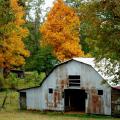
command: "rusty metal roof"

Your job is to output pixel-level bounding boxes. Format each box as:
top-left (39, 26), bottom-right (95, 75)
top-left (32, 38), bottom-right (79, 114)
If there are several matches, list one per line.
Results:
top-left (112, 86), bottom-right (120, 90)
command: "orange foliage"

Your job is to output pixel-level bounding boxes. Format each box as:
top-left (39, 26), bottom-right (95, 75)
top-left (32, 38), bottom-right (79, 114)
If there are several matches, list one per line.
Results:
top-left (0, 0), bottom-right (29, 69)
top-left (40, 0), bottom-right (84, 61)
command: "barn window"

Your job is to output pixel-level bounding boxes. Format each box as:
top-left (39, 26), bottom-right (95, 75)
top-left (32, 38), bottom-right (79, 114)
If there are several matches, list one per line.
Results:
top-left (98, 90), bottom-right (103, 95)
top-left (68, 75), bottom-right (80, 87)
top-left (49, 88), bottom-right (53, 94)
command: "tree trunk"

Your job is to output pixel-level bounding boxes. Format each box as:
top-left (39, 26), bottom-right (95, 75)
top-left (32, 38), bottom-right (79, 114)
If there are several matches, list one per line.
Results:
top-left (1, 90), bottom-right (8, 109)
top-left (3, 67), bottom-right (10, 78)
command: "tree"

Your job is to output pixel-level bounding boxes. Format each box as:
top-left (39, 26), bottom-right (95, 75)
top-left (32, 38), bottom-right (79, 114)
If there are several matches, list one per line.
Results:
top-left (24, 0), bottom-right (58, 74)
top-left (25, 45), bottom-right (58, 74)
top-left (0, 0), bottom-right (29, 77)
top-left (82, 0), bottom-right (120, 84)
top-left (67, 0), bottom-right (120, 84)
top-left (24, 0), bottom-right (44, 72)
top-left (40, 0), bottom-right (84, 61)
top-left (0, 0), bottom-right (29, 109)
top-left (65, 0), bottom-right (91, 54)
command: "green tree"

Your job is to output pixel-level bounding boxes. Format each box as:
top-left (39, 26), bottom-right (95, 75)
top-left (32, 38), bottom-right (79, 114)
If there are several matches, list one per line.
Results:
top-left (65, 0), bottom-right (90, 54)
top-left (25, 45), bottom-right (58, 74)
top-left (24, 0), bottom-right (58, 74)
top-left (66, 0), bottom-right (120, 84)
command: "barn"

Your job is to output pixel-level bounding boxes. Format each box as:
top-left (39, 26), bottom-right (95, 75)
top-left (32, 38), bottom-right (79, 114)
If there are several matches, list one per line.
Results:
top-left (18, 58), bottom-right (120, 116)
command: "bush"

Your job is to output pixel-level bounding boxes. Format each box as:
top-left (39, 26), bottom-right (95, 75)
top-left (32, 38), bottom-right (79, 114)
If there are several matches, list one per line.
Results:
top-left (6, 73), bottom-right (20, 89)
top-left (25, 71), bottom-right (44, 86)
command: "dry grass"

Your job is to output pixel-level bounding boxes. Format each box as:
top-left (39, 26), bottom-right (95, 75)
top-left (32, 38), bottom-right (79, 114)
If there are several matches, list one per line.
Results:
top-left (0, 110), bottom-right (119, 120)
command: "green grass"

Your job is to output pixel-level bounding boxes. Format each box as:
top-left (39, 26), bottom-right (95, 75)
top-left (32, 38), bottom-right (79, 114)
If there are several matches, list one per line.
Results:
top-left (0, 91), bottom-right (19, 111)
top-left (0, 91), bottom-right (119, 120)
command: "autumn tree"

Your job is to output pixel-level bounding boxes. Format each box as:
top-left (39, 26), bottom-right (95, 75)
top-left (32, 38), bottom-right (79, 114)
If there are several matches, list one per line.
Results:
top-left (40, 0), bottom-right (84, 61)
top-left (65, 0), bottom-right (90, 54)
top-left (0, 0), bottom-right (29, 77)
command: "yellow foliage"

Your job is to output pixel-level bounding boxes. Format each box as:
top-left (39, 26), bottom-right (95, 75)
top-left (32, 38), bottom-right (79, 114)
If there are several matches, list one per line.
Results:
top-left (0, 0), bottom-right (29, 69)
top-left (40, 0), bottom-right (84, 61)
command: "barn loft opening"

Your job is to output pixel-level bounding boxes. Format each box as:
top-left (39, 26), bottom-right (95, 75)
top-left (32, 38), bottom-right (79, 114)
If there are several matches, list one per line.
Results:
top-left (68, 75), bottom-right (80, 87)
top-left (64, 89), bottom-right (86, 112)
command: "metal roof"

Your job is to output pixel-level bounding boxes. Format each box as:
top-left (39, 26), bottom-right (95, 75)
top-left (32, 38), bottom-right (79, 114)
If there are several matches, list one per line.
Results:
top-left (112, 86), bottom-right (120, 90)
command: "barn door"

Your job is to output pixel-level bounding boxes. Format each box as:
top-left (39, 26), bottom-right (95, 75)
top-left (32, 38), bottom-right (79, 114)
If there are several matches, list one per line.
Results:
top-left (111, 89), bottom-right (120, 116)
top-left (64, 89), bottom-right (86, 112)
top-left (20, 92), bottom-right (27, 110)
top-left (90, 90), bottom-right (103, 114)
top-left (91, 95), bottom-right (102, 114)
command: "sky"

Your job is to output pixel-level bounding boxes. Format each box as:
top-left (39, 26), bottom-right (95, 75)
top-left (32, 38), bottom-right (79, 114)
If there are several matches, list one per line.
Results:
top-left (29, 0), bottom-right (55, 21)
top-left (42, 0), bottom-right (55, 18)
top-left (44, 0), bottom-right (55, 9)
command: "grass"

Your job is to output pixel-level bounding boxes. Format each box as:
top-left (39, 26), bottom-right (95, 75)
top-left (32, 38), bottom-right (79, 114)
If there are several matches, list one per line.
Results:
top-left (0, 90), bottom-right (19, 111)
top-left (0, 91), bottom-right (119, 120)
top-left (0, 110), bottom-right (119, 120)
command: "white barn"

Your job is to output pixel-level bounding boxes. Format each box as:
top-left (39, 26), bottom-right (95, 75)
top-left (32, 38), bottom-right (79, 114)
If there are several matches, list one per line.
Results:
top-left (18, 58), bottom-right (120, 116)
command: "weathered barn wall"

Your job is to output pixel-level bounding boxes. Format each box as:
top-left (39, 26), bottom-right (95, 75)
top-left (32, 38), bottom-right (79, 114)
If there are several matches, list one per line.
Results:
top-left (19, 60), bottom-right (111, 115)
top-left (26, 88), bottom-right (42, 110)
top-left (40, 60), bottom-right (111, 115)
top-left (19, 88), bottom-right (42, 110)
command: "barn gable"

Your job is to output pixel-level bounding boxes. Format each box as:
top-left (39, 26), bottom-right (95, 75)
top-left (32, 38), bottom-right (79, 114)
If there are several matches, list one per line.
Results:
top-left (40, 58), bottom-right (106, 88)
top-left (41, 59), bottom-right (106, 90)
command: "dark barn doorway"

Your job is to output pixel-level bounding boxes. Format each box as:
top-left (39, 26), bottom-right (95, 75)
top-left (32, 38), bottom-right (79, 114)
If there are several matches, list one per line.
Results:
top-left (19, 92), bottom-right (27, 110)
top-left (64, 89), bottom-right (86, 112)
